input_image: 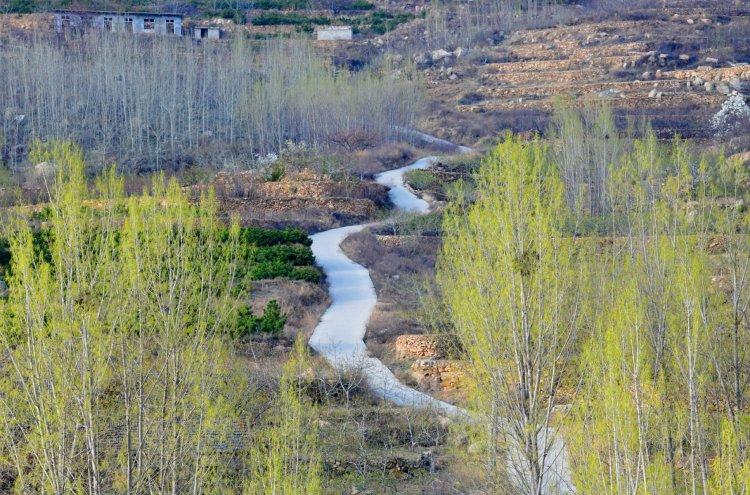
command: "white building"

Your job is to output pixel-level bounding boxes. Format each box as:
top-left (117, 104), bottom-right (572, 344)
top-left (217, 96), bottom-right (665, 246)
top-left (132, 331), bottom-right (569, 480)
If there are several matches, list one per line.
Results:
top-left (53, 10), bottom-right (183, 36)
top-left (316, 25), bottom-right (352, 41)
top-left (193, 26), bottom-right (222, 40)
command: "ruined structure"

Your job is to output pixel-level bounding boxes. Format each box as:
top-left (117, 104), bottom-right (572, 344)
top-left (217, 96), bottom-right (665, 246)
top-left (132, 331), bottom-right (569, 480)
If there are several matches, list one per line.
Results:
top-left (53, 10), bottom-right (184, 36)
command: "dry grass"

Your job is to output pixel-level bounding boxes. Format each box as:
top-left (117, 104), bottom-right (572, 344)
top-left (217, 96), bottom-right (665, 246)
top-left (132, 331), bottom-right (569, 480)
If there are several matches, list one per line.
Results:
top-left (248, 279), bottom-right (330, 339)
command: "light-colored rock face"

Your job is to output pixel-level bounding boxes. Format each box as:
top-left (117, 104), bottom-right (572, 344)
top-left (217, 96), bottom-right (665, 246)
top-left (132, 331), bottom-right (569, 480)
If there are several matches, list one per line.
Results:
top-left (410, 359), bottom-right (466, 391)
top-left (395, 334), bottom-right (452, 359)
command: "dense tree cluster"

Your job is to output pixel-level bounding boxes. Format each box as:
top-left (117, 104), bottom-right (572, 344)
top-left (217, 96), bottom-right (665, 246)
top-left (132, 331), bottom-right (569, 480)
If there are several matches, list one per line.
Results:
top-left (0, 34), bottom-right (422, 171)
top-left (0, 142), bottom-right (321, 493)
top-left (438, 109), bottom-right (750, 493)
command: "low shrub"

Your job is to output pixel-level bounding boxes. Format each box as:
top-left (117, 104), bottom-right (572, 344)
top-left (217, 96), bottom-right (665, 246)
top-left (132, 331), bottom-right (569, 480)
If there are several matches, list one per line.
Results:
top-left (290, 265), bottom-right (322, 283)
top-left (251, 11), bottom-right (331, 26)
top-left (405, 169), bottom-right (438, 190)
top-left (233, 299), bottom-right (287, 337)
top-left (237, 226), bottom-right (311, 247)
top-left (253, 0), bottom-right (310, 9)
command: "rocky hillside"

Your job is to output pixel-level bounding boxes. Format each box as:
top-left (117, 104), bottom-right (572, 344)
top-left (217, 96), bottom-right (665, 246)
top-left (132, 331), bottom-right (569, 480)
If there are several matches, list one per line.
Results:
top-left (403, 1), bottom-right (750, 144)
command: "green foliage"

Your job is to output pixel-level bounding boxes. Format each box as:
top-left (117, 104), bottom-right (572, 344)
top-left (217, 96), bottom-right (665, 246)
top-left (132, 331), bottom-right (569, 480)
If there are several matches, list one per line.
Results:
top-left (438, 133), bottom-right (581, 492)
top-left (253, 0), bottom-right (310, 9)
top-left (0, 225), bottom-right (319, 283)
top-left (404, 169), bottom-right (438, 190)
top-left (237, 226), bottom-right (312, 247)
top-left (7, 0), bottom-right (36, 13)
top-left (393, 211), bottom-right (444, 236)
top-left (234, 299), bottom-right (287, 337)
top-left (0, 141), bottom-right (250, 492)
top-left (336, 0), bottom-right (374, 11)
top-left (246, 336), bottom-right (322, 494)
top-left (218, 7), bottom-right (246, 23)
top-left (264, 162), bottom-right (286, 182)
top-left (251, 11), bottom-right (331, 26)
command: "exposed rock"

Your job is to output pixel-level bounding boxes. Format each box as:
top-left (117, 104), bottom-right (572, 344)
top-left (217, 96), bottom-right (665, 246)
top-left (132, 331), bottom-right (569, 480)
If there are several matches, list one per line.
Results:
top-left (648, 88), bottom-right (658, 98)
top-left (706, 57), bottom-right (720, 64)
top-left (33, 161), bottom-right (55, 178)
top-left (717, 82), bottom-right (731, 95)
top-left (467, 442), bottom-right (482, 455)
top-left (705, 81), bottom-right (715, 93)
top-left (395, 334), bottom-right (455, 359)
top-left (679, 54), bottom-right (691, 62)
top-left (412, 52), bottom-right (429, 66)
top-left (730, 78), bottom-right (750, 94)
top-left (431, 49), bottom-right (452, 62)
top-left (707, 235), bottom-right (727, 255)
top-left (716, 197), bottom-right (745, 211)
top-left (410, 358), bottom-right (466, 391)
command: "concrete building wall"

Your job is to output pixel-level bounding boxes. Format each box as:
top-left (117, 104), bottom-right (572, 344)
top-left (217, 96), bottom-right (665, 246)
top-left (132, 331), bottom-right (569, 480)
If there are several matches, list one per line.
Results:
top-left (54, 12), bottom-right (182, 36)
top-left (316, 26), bottom-right (352, 41)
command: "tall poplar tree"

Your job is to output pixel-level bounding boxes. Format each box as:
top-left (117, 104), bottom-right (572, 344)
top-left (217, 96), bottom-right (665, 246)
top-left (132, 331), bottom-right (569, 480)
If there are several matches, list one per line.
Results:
top-left (438, 134), bottom-right (581, 495)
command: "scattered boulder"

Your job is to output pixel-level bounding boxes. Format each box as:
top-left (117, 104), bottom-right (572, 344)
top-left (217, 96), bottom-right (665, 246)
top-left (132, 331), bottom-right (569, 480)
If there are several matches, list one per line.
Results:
top-left (730, 78), bottom-right (750, 95)
top-left (705, 81), bottom-right (716, 93)
top-left (395, 334), bottom-right (456, 359)
top-left (413, 52), bottom-right (429, 66)
top-left (431, 49), bottom-right (452, 62)
top-left (411, 359), bottom-right (466, 391)
top-left (706, 57), bottom-right (720, 64)
top-left (33, 161), bottom-right (55, 179)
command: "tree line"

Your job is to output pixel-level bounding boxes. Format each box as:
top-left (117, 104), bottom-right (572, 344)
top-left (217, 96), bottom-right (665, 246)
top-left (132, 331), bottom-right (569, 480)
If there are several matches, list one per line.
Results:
top-left (0, 141), bottom-right (323, 493)
top-left (0, 33), bottom-right (422, 172)
top-left (438, 104), bottom-right (750, 494)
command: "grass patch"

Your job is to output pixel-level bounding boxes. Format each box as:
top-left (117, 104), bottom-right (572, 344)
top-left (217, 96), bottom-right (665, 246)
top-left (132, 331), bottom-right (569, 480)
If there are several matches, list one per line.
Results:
top-left (404, 169), bottom-right (438, 191)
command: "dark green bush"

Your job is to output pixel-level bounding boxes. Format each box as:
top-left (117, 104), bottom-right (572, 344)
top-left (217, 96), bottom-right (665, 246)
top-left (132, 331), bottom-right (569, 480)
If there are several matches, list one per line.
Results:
top-left (253, 0), bottom-right (309, 9)
top-left (264, 162), bottom-right (286, 182)
top-left (237, 226), bottom-right (311, 247)
top-left (290, 265), bottom-right (321, 283)
top-left (0, 225), bottom-right (319, 283)
top-left (7, 0), bottom-right (36, 13)
top-left (233, 299), bottom-right (287, 337)
top-left (252, 244), bottom-right (315, 266)
top-left (251, 11), bottom-right (330, 26)
top-left (338, 0), bottom-right (374, 11)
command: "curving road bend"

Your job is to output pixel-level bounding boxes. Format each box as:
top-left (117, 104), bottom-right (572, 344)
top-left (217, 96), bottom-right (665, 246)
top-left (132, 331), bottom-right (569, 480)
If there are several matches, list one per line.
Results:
top-left (308, 142), bottom-right (573, 493)
top-left (308, 156), bottom-right (463, 416)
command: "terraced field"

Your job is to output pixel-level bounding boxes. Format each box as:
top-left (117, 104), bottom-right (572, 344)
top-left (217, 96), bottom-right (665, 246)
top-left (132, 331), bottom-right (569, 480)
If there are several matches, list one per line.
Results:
top-left (417, 1), bottom-right (750, 142)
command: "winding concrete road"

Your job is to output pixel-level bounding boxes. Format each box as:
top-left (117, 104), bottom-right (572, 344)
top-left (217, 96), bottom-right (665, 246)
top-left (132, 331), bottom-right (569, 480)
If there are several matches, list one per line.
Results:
top-left (308, 156), bottom-right (462, 416)
top-left (308, 139), bottom-right (574, 493)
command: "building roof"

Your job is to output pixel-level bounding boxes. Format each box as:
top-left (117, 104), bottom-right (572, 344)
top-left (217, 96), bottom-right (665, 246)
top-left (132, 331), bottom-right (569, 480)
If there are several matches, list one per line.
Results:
top-left (52, 10), bottom-right (183, 18)
top-left (315, 25), bottom-right (352, 31)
